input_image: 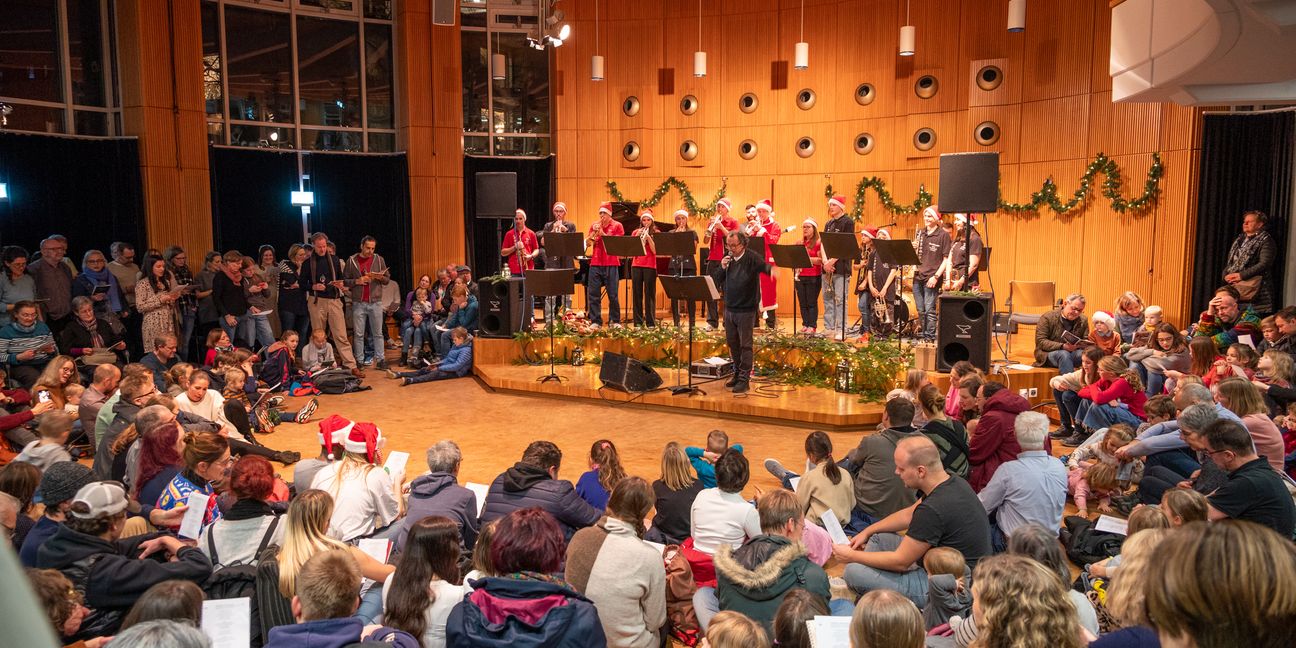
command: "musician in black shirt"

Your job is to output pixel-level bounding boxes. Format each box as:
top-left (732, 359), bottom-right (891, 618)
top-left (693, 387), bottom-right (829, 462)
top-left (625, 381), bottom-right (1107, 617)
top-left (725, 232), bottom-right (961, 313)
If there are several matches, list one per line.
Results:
top-left (711, 232), bottom-right (771, 394)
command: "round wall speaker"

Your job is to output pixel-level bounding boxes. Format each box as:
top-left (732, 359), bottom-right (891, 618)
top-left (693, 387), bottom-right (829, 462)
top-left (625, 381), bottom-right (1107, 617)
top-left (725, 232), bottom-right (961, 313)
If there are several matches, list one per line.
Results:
top-left (913, 127), bottom-right (936, 151)
top-left (622, 141), bottom-right (641, 162)
top-left (796, 88), bottom-right (817, 110)
top-left (680, 140), bottom-right (699, 161)
top-left (914, 75), bottom-right (939, 99)
top-left (976, 65), bottom-right (1003, 91)
top-left (795, 136), bottom-right (816, 158)
top-left (855, 83), bottom-right (876, 106)
top-left (974, 120), bottom-right (1000, 146)
top-left (680, 94), bottom-right (699, 115)
top-left (854, 132), bottom-right (875, 155)
top-left (622, 96), bottom-right (641, 117)
top-left (739, 92), bottom-right (759, 113)
top-left (738, 139), bottom-right (758, 159)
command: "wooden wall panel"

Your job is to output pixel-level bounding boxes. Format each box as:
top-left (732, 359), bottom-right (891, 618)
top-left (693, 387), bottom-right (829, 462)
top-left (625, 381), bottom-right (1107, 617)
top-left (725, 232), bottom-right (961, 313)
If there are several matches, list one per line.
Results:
top-left (1148, 149), bottom-right (1199, 325)
top-left (1018, 96), bottom-right (1090, 163)
top-left (1008, 160), bottom-right (1087, 293)
top-left (834, 0), bottom-right (900, 120)
top-left (1020, 0), bottom-right (1094, 102)
top-left (1087, 91), bottom-right (1161, 157)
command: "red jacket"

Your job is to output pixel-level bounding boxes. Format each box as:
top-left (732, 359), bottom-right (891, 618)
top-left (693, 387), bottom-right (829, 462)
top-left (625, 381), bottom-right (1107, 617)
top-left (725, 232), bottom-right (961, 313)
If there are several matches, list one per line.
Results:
top-left (969, 389), bottom-right (1043, 492)
top-left (1078, 377), bottom-right (1147, 420)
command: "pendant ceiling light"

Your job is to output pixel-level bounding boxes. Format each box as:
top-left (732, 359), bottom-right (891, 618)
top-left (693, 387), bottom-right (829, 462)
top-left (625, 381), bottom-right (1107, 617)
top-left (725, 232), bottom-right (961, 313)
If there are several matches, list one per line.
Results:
top-left (491, 30), bottom-right (506, 81)
top-left (899, 0), bottom-right (915, 57)
top-left (694, 0), bottom-right (707, 77)
top-left (794, 0), bottom-right (808, 70)
top-left (1007, 0), bottom-right (1026, 32)
top-left (591, 0), bottom-right (604, 80)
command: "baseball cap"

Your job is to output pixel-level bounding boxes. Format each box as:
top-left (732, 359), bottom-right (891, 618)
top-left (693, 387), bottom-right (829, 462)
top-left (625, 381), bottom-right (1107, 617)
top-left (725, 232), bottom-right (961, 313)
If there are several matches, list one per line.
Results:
top-left (68, 481), bottom-right (129, 519)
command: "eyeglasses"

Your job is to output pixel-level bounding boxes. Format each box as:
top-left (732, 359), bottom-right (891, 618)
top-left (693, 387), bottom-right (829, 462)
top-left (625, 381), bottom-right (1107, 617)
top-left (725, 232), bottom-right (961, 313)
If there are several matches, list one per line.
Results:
top-left (1206, 448), bottom-right (1234, 459)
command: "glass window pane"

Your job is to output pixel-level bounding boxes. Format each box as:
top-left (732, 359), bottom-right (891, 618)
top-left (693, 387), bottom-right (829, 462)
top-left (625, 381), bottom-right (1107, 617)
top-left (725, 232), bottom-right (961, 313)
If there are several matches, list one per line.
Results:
top-left (368, 132), bottom-right (395, 152)
top-left (0, 0), bottom-right (62, 103)
top-left (461, 30), bottom-right (488, 133)
top-left (494, 136), bottom-right (549, 157)
top-left (364, 0), bottom-right (392, 20)
top-left (364, 24), bottom-right (393, 129)
top-left (464, 135), bottom-right (489, 155)
top-left (298, 16), bottom-right (360, 127)
top-left (461, 7), bottom-right (486, 28)
top-left (225, 7), bottom-right (293, 123)
top-left (230, 123), bottom-right (294, 148)
top-left (73, 110), bottom-right (108, 135)
top-left (207, 121), bottom-right (226, 146)
top-left (492, 33), bottom-right (549, 135)
top-left (302, 128), bottom-right (363, 152)
top-left (3, 103), bottom-right (65, 134)
top-left (299, 0), bottom-right (355, 12)
top-left (201, 1), bottom-right (223, 119)
top-left (66, 0), bottom-right (106, 107)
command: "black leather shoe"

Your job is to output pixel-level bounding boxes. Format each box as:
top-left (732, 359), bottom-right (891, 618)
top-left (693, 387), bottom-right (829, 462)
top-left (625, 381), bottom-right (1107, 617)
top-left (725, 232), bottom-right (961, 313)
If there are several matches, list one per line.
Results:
top-left (733, 382), bottom-right (750, 394)
top-left (725, 377), bottom-right (738, 388)
top-left (1062, 431), bottom-right (1089, 447)
top-left (1050, 426), bottom-right (1074, 440)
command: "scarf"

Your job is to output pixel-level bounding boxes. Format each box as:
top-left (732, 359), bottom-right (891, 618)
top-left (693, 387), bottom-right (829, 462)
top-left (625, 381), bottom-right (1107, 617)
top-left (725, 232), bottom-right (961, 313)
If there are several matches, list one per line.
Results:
top-left (1225, 230), bottom-right (1273, 274)
top-left (507, 571), bottom-right (576, 590)
top-left (78, 315), bottom-right (104, 348)
top-left (80, 265), bottom-right (124, 312)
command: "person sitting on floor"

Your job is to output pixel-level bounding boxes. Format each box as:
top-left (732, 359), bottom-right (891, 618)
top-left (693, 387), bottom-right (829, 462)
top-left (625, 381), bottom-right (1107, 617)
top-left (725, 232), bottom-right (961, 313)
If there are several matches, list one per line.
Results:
top-left (309, 420), bottom-right (404, 543)
top-left (841, 398), bottom-right (923, 528)
top-left (977, 412), bottom-right (1068, 552)
top-left (1193, 285), bottom-right (1262, 350)
top-left (264, 548), bottom-right (418, 648)
top-left (397, 440), bottom-right (480, 554)
top-left (1201, 419), bottom-right (1296, 538)
top-left (968, 381), bottom-right (1036, 492)
top-left (387, 327), bottom-right (473, 386)
top-left (19, 461), bottom-right (96, 567)
top-left (686, 429), bottom-right (744, 489)
top-left (478, 440), bottom-right (601, 541)
top-left (301, 329), bottom-right (336, 373)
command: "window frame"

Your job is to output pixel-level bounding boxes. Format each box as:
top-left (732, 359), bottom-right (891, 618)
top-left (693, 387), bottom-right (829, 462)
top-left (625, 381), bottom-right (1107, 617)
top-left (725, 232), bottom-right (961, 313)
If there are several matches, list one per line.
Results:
top-left (461, 0), bottom-right (552, 158)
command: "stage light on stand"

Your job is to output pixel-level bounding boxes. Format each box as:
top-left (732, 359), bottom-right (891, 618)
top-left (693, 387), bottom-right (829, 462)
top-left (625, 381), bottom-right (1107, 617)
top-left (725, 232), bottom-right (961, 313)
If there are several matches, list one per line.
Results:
top-left (1007, 0), bottom-right (1026, 32)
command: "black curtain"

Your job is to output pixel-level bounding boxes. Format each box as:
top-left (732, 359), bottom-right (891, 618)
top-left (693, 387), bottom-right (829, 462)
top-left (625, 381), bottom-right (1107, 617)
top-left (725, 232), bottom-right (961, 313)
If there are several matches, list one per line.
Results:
top-left (210, 148), bottom-right (413, 293)
top-left (462, 156), bottom-right (554, 276)
top-left (1192, 112), bottom-right (1294, 317)
top-left (0, 132), bottom-right (145, 258)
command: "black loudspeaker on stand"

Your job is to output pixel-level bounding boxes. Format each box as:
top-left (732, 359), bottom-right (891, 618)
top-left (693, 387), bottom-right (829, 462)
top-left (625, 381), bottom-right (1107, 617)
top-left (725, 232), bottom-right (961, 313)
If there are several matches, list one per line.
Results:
top-left (599, 352), bottom-right (664, 393)
top-left (479, 278), bottom-right (525, 338)
top-left (936, 293), bottom-right (992, 372)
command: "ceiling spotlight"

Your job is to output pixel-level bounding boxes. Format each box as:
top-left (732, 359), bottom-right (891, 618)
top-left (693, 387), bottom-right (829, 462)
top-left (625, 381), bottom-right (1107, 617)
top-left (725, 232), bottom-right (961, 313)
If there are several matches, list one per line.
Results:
top-left (545, 9), bottom-right (565, 26)
top-left (270, 131), bottom-right (280, 142)
top-left (899, 25), bottom-right (915, 56)
top-left (1008, 0), bottom-right (1026, 32)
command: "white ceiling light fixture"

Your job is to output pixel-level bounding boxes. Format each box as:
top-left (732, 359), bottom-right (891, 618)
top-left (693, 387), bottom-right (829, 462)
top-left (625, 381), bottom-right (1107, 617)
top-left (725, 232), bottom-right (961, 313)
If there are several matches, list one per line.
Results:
top-left (591, 0), bottom-right (604, 80)
top-left (694, 0), bottom-right (707, 77)
top-left (794, 0), bottom-right (808, 70)
top-left (1007, 0), bottom-right (1026, 32)
top-left (899, 0), bottom-right (915, 57)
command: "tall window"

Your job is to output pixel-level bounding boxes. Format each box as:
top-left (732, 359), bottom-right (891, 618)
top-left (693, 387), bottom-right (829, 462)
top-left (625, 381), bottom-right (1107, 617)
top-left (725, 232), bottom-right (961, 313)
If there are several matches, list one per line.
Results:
top-left (0, 0), bottom-right (120, 136)
top-left (202, 0), bottom-right (396, 153)
top-left (461, 0), bottom-right (552, 157)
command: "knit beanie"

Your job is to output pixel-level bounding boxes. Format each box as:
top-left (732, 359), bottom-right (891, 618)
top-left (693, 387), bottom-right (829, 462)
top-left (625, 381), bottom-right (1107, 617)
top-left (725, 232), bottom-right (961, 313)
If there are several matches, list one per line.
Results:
top-left (39, 461), bottom-right (95, 508)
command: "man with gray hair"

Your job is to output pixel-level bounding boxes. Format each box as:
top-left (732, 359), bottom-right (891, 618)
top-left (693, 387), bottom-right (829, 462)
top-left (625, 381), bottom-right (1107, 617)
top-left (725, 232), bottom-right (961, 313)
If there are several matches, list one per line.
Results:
top-left (1034, 293), bottom-right (1089, 373)
top-left (977, 411), bottom-right (1067, 552)
top-left (1134, 402), bottom-right (1237, 504)
top-left (397, 440), bottom-right (479, 553)
top-left (1115, 382), bottom-right (1242, 478)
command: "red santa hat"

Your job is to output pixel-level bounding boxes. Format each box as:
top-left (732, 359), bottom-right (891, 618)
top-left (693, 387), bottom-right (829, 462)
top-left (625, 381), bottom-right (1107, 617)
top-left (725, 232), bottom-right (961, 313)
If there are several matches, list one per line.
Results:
top-left (716, 197), bottom-right (732, 211)
top-left (1092, 310), bottom-right (1116, 331)
top-left (673, 208), bottom-right (689, 219)
top-left (756, 199), bottom-right (773, 213)
top-left (828, 194), bottom-right (847, 210)
top-left (802, 218), bottom-right (818, 229)
top-left (598, 202), bottom-right (613, 215)
top-left (552, 201), bottom-right (567, 212)
top-left (317, 414), bottom-right (354, 455)
top-left (954, 213), bottom-right (978, 226)
top-left (640, 209), bottom-right (654, 220)
top-left (861, 227), bottom-right (879, 240)
top-left (344, 421), bottom-right (384, 464)
top-left (922, 205), bottom-right (941, 220)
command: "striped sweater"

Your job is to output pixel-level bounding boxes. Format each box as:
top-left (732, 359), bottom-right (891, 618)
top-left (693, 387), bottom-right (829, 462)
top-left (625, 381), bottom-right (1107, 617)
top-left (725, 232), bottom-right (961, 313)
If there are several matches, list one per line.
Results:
top-left (0, 321), bottom-right (56, 366)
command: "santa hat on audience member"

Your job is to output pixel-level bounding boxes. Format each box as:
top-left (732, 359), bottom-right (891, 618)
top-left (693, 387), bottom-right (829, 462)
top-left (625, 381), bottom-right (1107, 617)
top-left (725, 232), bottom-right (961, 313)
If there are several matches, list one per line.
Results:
top-left (1092, 310), bottom-right (1116, 331)
top-left (861, 227), bottom-right (879, 240)
top-left (343, 421), bottom-right (385, 464)
top-left (716, 197), bottom-right (732, 211)
top-left (318, 415), bottom-right (355, 457)
top-left (552, 201), bottom-right (567, 213)
top-left (756, 199), bottom-right (773, 213)
top-left (828, 194), bottom-right (847, 211)
top-left (598, 202), bottom-right (613, 215)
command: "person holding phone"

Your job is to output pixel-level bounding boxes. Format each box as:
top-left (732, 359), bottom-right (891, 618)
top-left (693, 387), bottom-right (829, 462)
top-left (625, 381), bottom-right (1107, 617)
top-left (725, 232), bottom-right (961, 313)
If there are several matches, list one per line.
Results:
top-left (0, 301), bottom-right (59, 389)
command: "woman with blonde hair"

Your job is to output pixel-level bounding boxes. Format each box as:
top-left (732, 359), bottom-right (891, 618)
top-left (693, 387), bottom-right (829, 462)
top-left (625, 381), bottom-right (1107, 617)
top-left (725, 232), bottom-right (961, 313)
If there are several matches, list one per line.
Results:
top-left (648, 441), bottom-right (704, 544)
top-left (1214, 376), bottom-right (1285, 472)
top-left (967, 554), bottom-right (1085, 648)
top-left (849, 589), bottom-right (924, 648)
top-left (703, 610), bottom-right (770, 648)
top-left (308, 422), bottom-right (403, 542)
top-left (1087, 527), bottom-right (1172, 644)
top-left (30, 354), bottom-right (77, 410)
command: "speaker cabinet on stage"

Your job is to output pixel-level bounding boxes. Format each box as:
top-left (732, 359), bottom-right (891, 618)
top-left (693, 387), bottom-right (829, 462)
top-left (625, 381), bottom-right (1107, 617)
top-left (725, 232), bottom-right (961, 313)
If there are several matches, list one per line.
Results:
top-left (479, 278), bottom-right (525, 338)
top-left (937, 293), bottom-right (992, 372)
top-left (938, 153), bottom-right (1000, 214)
top-left (600, 352), bottom-right (664, 393)
top-left (474, 172), bottom-right (518, 218)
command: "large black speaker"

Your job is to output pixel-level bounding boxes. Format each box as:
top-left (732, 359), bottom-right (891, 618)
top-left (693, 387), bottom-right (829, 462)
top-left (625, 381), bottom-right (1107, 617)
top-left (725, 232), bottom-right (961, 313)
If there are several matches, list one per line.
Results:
top-left (474, 172), bottom-right (517, 218)
top-left (938, 153), bottom-right (1000, 214)
top-left (599, 352), bottom-right (664, 393)
top-left (479, 278), bottom-right (525, 338)
top-left (937, 293), bottom-right (992, 372)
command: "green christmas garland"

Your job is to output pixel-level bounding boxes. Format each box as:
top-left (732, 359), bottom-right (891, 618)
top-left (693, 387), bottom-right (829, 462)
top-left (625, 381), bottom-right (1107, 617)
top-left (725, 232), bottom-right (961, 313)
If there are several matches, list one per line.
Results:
top-left (606, 177), bottom-right (727, 219)
top-left (823, 152), bottom-right (1163, 219)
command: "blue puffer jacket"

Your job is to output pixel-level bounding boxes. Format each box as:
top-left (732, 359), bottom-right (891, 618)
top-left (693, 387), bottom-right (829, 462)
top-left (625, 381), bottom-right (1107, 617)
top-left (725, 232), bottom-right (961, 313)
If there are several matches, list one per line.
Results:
top-left (478, 463), bottom-right (601, 540)
top-left (446, 576), bottom-right (606, 648)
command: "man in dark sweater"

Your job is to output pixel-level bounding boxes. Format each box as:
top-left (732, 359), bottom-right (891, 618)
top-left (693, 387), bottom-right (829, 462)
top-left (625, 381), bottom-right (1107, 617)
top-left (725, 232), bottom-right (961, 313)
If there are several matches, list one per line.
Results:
top-left (711, 231), bottom-right (771, 394)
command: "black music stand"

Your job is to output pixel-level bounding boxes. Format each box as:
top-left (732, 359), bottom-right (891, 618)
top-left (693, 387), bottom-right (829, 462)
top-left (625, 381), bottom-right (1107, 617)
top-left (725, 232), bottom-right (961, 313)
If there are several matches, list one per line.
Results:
top-left (543, 232), bottom-right (584, 317)
top-left (524, 269), bottom-right (577, 383)
top-left (820, 232), bottom-right (863, 341)
top-left (872, 239), bottom-right (921, 346)
top-left (769, 244), bottom-right (814, 336)
top-left (660, 275), bottom-right (721, 396)
top-left (653, 231), bottom-right (699, 333)
top-left (602, 235), bottom-right (647, 325)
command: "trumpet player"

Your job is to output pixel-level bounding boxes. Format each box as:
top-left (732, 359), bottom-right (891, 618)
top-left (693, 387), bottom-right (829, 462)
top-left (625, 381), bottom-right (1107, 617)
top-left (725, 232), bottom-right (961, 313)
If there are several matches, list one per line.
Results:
top-left (704, 197), bottom-right (739, 330)
top-left (753, 199), bottom-right (781, 329)
top-left (586, 202), bottom-right (625, 328)
top-left (630, 211), bottom-right (660, 327)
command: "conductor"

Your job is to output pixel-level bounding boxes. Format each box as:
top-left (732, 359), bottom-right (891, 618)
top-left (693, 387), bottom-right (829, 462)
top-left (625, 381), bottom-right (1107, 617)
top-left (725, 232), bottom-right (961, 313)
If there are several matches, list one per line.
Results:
top-left (711, 231), bottom-right (772, 394)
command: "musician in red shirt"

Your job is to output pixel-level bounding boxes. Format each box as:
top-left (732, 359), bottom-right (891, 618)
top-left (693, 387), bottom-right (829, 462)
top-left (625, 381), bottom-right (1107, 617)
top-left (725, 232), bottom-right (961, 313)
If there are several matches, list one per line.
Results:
top-left (501, 209), bottom-right (540, 275)
top-left (630, 211), bottom-right (660, 327)
top-left (586, 202), bottom-right (625, 327)
top-left (752, 199), bottom-right (781, 329)
top-left (704, 198), bottom-right (740, 330)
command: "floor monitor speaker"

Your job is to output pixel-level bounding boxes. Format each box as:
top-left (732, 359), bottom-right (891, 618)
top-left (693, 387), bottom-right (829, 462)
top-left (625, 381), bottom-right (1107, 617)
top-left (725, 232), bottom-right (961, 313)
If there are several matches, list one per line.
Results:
top-left (599, 352), bottom-right (664, 392)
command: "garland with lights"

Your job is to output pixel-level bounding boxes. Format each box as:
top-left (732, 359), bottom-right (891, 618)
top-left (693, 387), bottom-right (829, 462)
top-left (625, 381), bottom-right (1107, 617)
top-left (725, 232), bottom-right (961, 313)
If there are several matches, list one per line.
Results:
top-left (606, 177), bottom-right (727, 220)
top-left (824, 152), bottom-right (1163, 219)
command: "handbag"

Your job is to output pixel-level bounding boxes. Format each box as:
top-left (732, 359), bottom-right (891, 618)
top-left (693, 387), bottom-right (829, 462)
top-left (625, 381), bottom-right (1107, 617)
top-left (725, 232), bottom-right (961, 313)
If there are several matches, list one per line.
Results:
top-left (1234, 276), bottom-right (1261, 301)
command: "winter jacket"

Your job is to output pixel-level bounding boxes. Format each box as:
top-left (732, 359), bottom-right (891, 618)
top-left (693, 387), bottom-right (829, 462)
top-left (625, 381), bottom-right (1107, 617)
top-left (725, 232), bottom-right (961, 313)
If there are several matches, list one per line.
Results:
top-left (713, 535), bottom-right (830, 636)
top-left (479, 462), bottom-right (601, 540)
top-left (398, 472), bottom-right (481, 553)
top-left (446, 575), bottom-right (607, 648)
top-left (92, 398), bottom-right (141, 479)
top-left (36, 525), bottom-right (213, 623)
top-left (264, 617), bottom-right (418, 648)
top-left (968, 389), bottom-right (1033, 492)
top-left (439, 341), bottom-right (474, 376)
top-left (445, 295), bottom-right (480, 332)
top-left (1033, 308), bottom-right (1090, 366)
top-left (259, 344), bottom-right (299, 389)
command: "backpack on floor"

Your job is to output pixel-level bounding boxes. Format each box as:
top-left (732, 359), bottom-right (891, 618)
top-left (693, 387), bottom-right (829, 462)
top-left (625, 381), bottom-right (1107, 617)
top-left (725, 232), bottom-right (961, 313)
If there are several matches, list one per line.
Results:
top-left (313, 368), bottom-right (365, 394)
top-left (1058, 515), bottom-right (1124, 568)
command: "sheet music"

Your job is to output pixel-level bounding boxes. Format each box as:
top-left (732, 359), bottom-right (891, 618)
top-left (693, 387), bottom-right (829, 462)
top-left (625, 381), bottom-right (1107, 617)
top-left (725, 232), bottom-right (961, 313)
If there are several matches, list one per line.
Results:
top-left (466, 482), bottom-right (490, 516)
top-left (1094, 515), bottom-right (1128, 536)
top-left (178, 492), bottom-right (209, 540)
top-left (201, 598), bottom-right (251, 648)
top-left (806, 615), bottom-right (852, 648)
top-left (1239, 333), bottom-right (1255, 350)
top-left (702, 275), bottom-right (721, 300)
top-left (820, 509), bottom-right (851, 546)
top-left (788, 476), bottom-right (802, 491)
top-left (383, 451), bottom-right (409, 478)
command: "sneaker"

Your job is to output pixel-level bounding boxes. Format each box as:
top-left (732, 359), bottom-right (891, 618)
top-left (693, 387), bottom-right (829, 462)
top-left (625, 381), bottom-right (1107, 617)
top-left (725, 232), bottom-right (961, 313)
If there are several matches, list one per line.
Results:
top-left (376, 359), bottom-right (389, 370)
top-left (701, 323), bottom-right (714, 332)
top-left (1062, 431), bottom-right (1089, 447)
top-left (295, 397), bottom-right (319, 424)
top-left (385, 369), bottom-right (399, 380)
top-left (267, 395), bottom-right (285, 408)
top-left (733, 381), bottom-right (750, 394)
top-left (399, 378), bottom-right (410, 387)
top-left (764, 458), bottom-right (789, 481)
top-left (1050, 426), bottom-right (1074, 440)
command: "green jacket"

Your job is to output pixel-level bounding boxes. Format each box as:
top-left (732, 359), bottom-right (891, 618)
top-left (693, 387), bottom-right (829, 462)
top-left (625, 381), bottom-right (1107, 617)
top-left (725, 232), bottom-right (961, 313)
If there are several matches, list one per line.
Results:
top-left (1034, 308), bottom-right (1090, 365)
top-left (714, 535), bottom-right (830, 635)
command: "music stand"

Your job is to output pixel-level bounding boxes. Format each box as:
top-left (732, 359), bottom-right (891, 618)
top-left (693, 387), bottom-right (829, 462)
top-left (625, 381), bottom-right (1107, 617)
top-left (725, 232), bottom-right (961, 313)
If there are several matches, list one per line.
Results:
top-left (820, 232), bottom-right (863, 341)
top-left (543, 232), bottom-right (584, 317)
top-left (602, 236), bottom-right (647, 325)
top-left (769, 244), bottom-right (813, 336)
top-left (523, 269), bottom-right (577, 383)
top-left (871, 239), bottom-right (921, 347)
top-left (660, 275), bottom-right (721, 396)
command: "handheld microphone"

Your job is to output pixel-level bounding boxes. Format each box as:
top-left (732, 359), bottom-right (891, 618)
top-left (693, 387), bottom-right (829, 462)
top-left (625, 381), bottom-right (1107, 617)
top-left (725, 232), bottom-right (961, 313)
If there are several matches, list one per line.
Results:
top-left (880, 222), bottom-right (897, 228)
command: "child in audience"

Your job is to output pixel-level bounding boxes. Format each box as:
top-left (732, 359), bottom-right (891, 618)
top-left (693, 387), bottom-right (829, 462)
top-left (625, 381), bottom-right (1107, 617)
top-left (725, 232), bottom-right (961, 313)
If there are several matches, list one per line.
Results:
top-left (1207, 342), bottom-right (1257, 386)
top-left (63, 383), bottom-right (84, 415)
top-left (1070, 462), bottom-right (1119, 519)
top-left (1258, 315), bottom-right (1279, 353)
top-left (302, 329), bottom-right (336, 372)
top-left (463, 518), bottom-right (499, 592)
top-left (1137, 394), bottom-right (1177, 433)
top-left (686, 429), bottom-right (744, 489)
top-left (1159, 488), bottom-right (1208, 527)
top-left (575, 438), bottom-right (626, 510)
top-left (1085, 505), bottom-right (1169, 579)
top-left (771, 589), bottom-right (827, 648)
top-left (1067, 424), bottom-right (1141, 516)
top-left (204, 328), bottom-right (233, 367)
top-left (26, 568), bottom-right (107, 647)
top-left (922, 546), bottom-right (972, 629)
top-left (886, 368), bottom-right (931, 427)
top-left (1089, 310), bottom-right (1121, 355)
top-left (165, 362), bottom-right (195, 397)
top-left (1114, 291), bottom-right (1146, 342)
top-left (15, 410), bottom-right (74, 469)
top-left (1142, 305), bottom-right (1163, 330)
top-left (944, 361), bottom-right (977, 420)
top-left (119, 580), bottom-right (204, 631)
top-left (850, 590), bottom-right (925, 648)
top-left (1281, 403), bottom-right (1296, 478)
top-left (703, 611), bottom-right (770, 648)
top-left (387, 326), bottom-right (473, 386)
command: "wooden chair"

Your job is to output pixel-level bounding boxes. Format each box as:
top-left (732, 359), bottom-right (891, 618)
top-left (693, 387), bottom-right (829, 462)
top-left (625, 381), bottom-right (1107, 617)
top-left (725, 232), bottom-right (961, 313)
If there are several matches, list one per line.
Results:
top-left (1005, 280), bottom-right (1056, 360)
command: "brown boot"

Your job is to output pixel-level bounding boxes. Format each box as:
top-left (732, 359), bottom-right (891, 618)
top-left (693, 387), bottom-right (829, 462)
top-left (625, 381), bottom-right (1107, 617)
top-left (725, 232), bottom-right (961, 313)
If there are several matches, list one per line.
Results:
top-left (351, 367), bottom-right (366, 378)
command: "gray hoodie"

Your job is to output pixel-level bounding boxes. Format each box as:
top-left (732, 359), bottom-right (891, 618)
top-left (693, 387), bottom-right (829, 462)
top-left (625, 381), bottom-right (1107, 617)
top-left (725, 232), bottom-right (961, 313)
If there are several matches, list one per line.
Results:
top-left (923, 572), bottom-right (973, 629)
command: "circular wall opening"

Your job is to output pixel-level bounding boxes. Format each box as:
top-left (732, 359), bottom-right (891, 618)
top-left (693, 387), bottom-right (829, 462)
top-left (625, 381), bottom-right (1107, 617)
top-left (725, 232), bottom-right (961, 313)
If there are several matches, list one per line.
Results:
top-left (855, 83), bottom-right (875, 106)
top-left (976, 65), bottom-right (1003, 91)
top-left (914, 75), bottom-right (939, 99)
top-left (913, 127), bottom-right (936, 151)
top-left (622, 141), bottom-right (641, 162)
top-left (974, 121), bottom-right (1000, 146)
top-left (622, 96), bottom-right (641, 117)
top-left (680, 95), bottom-right (699, 115)
top-left (680, 140), bottom-right (699, 161)
top-left (738, 139), bottom-right (758, 159)
top-left (739, 92), bottom-right (759, 113)
top-left (796, 88), bottom-right (817, 110)
top-left (795, 136), bottom-right (816, 158)
top-left (854, 133), bottom-right (875, 155)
